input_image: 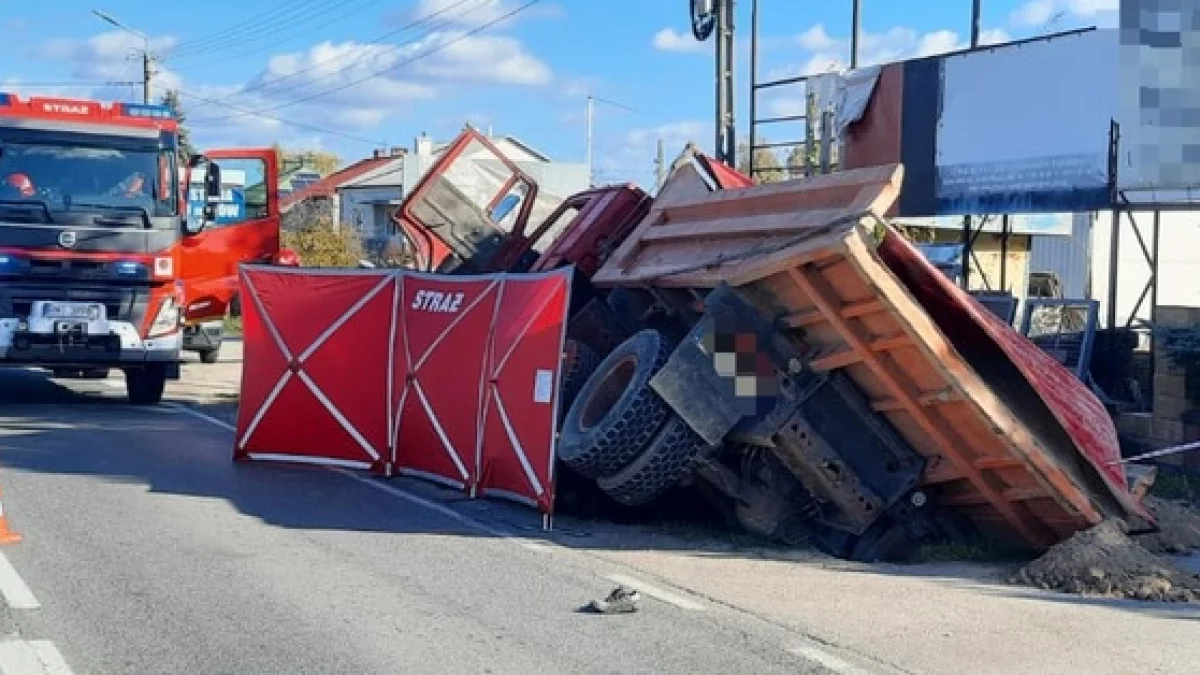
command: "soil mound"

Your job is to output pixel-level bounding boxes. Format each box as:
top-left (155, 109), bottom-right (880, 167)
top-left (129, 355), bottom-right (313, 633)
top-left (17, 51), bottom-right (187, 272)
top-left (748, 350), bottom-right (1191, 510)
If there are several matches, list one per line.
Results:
top-left (1133, 497), bottom-right (1200, 555)
top-left (1011, 519), bottom-right (1200, 603)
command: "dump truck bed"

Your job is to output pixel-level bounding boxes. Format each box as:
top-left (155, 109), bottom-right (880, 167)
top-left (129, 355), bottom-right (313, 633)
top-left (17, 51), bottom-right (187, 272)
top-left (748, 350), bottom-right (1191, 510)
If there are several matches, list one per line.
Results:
top-left (592, 164), bottom-right (1148, 548)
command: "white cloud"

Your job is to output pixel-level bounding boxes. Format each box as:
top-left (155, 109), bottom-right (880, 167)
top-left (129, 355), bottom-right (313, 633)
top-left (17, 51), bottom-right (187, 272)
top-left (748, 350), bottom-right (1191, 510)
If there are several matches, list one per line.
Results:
top-left (979, 28), bottom-right (1012, 46)
top-left (413, 33), bottom-right (551, 85)
top-left (1013, 0), bottom-right (1059, 26)
top-left (1011, 0), bottom-right (1117, 27)
top-left (597, 120), bottom-right (711, 186)
top-left (411, 0), bottom-right (565, 28)
top-left (778, 23), bottom-right (976, 79)
top-left (797, 25), bottom-right (839, 52)
top-left (38, 30), bottom-right (184, 93)
top-left (652, 27), bottom-right (704, 53)
top-left (31, 27), bottom-right (552, 150)
top-left (916, 30), bottom-right (964, 57)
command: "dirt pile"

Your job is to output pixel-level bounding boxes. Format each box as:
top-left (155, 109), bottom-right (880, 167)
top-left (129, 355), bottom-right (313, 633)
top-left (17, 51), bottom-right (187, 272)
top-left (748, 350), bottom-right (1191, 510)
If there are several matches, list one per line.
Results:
top-left (1133, 497), bottom-right (1200, 555)
top-left (1011, 519), bottom-right (1200, 602)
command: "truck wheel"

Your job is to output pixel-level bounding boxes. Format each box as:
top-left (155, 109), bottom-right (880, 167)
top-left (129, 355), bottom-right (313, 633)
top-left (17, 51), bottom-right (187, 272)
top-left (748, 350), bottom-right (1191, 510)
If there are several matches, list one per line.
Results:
top-left (596, 415), bottom-right (710, 507)
top-left (198, 347), bottom-right (221, 365)
top-left (557, 329), bottom-right (672, 479)
top-left (558, 339), bottom-right (601, 425)
top-left (125, 365), bottom-right (167, 405)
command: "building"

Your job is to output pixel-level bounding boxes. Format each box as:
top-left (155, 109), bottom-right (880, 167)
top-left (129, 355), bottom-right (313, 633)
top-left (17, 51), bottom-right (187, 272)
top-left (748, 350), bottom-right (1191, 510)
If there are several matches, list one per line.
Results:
top-left (278, 149), bottom-right (405, 230)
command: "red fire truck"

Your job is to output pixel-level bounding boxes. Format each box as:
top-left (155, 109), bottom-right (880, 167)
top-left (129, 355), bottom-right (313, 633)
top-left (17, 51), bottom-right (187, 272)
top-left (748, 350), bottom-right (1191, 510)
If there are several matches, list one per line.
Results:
top-left (0, 92), bottom-right (290, 403)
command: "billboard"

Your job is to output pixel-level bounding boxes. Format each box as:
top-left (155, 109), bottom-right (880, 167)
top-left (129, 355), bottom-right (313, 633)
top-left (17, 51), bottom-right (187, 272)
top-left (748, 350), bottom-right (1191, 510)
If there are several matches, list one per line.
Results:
top-left (1116, 0), bottom-right (1200, 202)
top-left (934, 29), bottom-right (1118, 215)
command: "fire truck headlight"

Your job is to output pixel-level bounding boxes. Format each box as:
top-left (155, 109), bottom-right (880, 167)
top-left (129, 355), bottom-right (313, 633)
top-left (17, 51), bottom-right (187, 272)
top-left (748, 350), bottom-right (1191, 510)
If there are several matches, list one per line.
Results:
top-left (148, 296), bottom-right (181, 338)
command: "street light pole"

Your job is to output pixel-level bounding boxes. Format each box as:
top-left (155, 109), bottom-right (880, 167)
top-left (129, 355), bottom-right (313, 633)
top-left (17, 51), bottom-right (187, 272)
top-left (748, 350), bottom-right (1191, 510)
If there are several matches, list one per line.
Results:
top-left (92, 9), bottom-right (153, 103)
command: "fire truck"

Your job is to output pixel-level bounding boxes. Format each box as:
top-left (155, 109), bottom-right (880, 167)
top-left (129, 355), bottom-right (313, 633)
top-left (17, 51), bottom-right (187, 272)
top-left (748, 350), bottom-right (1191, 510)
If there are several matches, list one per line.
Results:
top-left (0, 93), bottom-right (290, 403)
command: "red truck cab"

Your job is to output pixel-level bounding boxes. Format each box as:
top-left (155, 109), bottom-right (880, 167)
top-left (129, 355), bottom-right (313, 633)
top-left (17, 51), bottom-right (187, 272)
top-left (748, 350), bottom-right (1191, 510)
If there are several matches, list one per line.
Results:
top-left (0, 92), bottom-right (285, 402)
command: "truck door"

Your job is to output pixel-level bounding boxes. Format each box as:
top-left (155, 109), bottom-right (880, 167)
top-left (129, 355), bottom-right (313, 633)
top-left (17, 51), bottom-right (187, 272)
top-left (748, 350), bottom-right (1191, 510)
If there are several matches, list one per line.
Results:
top-left (395, 129), bottom-right (543, 273)
top-left (178, 148), bottom-right (279, 323)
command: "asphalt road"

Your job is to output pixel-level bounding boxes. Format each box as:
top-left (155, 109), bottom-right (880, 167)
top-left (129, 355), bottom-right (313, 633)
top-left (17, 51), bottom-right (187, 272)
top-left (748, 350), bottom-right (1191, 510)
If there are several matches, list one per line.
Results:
top-left (0, 364), bottom-right (848, 675)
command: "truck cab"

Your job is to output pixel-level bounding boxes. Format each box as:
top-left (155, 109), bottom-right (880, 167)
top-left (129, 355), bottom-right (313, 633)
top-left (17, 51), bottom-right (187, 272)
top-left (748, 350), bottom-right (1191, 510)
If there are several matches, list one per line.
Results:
top-left (0, 93), bottom-right (284, 403)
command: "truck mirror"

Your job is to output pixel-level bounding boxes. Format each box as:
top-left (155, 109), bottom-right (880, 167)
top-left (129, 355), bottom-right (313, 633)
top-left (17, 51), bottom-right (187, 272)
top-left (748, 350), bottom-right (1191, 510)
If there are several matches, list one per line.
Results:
top-left (204, 162), bottom-right (221, 198)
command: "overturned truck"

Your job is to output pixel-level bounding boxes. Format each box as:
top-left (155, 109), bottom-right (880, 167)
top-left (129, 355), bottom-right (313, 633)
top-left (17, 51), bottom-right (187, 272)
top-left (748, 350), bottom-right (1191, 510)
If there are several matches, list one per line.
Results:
top-left (560, 163), bottom-right (1152, 561)
top-left (393, 128), bottom-right (1153, 562)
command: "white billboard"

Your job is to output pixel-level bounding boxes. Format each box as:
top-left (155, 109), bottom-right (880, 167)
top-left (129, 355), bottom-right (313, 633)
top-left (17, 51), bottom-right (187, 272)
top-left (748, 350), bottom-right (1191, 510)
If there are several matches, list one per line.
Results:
top-left (935, 29), bottom-right (1119, 214)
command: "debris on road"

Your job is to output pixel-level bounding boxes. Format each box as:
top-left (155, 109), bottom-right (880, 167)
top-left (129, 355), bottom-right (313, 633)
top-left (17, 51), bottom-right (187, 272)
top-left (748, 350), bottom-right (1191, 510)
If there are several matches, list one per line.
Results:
top-left (1010, 519), bottom-right (1200, 602)
top-left (581, 586), bottom-right (641, 614)
top-left (1132, 497), bottom-right (1200, 555)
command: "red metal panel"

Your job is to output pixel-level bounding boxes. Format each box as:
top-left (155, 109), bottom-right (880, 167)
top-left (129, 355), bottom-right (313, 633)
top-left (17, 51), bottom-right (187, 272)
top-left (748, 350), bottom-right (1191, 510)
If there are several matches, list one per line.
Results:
top-left (842, 64), bottom-right (904, 172)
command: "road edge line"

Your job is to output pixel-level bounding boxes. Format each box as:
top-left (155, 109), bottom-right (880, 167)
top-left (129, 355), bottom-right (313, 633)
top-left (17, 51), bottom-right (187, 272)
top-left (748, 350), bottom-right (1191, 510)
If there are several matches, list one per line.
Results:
top-left (0, 552), bottom-right (39, 610)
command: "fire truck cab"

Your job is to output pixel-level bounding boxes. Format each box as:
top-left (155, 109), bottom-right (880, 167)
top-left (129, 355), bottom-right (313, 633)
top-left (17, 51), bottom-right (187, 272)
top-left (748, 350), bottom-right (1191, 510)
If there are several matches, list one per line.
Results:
top-left (0, 93), bottom-right (287, 403)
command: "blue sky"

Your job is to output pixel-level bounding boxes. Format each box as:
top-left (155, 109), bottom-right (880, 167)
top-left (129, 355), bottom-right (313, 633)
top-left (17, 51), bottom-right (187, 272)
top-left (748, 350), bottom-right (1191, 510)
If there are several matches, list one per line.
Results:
top-left (0, 0), bottom-right (1117, 187)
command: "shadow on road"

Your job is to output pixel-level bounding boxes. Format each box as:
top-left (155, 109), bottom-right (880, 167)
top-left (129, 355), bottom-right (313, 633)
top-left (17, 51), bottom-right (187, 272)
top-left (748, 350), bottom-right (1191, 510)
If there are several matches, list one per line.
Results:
top-left (4, 368), bottom-right (1200, 620)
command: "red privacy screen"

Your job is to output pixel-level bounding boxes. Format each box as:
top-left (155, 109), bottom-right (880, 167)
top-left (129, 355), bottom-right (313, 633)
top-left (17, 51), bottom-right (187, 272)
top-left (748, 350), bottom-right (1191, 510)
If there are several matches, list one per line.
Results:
top-left (234, 265), bottom-right (572, 514)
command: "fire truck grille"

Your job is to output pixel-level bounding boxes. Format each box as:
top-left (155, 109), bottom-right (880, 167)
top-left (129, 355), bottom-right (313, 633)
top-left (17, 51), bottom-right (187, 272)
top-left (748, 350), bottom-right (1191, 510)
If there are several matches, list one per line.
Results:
top-left (1, 284), bottom-right (150, 325)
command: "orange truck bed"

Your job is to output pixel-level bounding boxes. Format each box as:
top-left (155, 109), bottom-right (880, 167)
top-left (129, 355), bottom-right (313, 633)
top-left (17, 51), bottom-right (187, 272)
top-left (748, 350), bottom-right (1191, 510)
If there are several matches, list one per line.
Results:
top-left (592, 164), bottom-right (1149, 548)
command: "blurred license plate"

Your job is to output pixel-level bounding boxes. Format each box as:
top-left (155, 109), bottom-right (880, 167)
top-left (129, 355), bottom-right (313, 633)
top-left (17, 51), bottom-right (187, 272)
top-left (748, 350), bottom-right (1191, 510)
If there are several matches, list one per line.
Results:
top-left (43, 302), bottom-right (102, 320)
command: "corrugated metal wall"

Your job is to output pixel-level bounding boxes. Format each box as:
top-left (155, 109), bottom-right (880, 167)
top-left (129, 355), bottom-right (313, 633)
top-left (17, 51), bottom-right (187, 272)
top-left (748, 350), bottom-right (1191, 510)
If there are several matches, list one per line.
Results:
top-left (1029, 213), bottom-right (1092, 297)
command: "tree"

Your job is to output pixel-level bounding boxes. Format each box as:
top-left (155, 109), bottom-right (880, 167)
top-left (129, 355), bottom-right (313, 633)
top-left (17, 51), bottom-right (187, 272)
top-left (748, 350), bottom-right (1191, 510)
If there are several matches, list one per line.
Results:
top-left (273, 144), bottom-right (343, 176)
top-left (785, 144), bottom-right (819, 179)
top-left (160, 90), bottom-right (195, 159)
top-left (736, 141), bottom-right (784, 184)
top-left (282, 213), bottom-right (365, 268)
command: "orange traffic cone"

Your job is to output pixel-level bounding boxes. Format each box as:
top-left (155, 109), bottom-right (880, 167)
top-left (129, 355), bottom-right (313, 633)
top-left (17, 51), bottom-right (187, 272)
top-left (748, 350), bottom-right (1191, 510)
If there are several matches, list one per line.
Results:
top-left (0, 485), bottom-right (23, 545)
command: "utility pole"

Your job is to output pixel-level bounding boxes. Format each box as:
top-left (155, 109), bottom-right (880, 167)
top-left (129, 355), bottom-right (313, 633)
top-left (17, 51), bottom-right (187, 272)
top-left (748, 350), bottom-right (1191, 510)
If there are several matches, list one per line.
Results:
top-left (93, 9), bottom-right (153, 103)
top-left (655, 138), bottom-right (666, 191)
top-left (714, 0), bottom-right (736, 166)
top-left (971, 0), bottom-right (982, 48)
top-left (586, 95), bottom-right (595, 187)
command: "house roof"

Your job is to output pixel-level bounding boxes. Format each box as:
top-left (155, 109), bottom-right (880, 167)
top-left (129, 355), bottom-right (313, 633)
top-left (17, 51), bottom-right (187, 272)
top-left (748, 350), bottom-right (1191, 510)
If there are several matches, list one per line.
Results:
top-left (279, 156), bottom-right (395, 211)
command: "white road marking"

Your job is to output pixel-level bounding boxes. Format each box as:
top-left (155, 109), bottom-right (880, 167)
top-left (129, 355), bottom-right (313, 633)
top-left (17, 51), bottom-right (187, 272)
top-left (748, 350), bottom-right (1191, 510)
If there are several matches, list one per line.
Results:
top-left (160, 403), bottom-right (236, 432)
top-left (0, 553), bottom-right (39, 610)
top-left (787, 644), bottom-right (878, 675)
top-left (0, 639), bottom-right (74, 675)
top-left (605, 573), bottom-right (706, 611)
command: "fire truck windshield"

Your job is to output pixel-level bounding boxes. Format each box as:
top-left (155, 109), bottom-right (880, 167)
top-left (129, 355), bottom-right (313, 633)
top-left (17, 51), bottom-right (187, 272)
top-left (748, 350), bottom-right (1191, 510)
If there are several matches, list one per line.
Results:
top-left (0, 137), bottom-right (177, 225)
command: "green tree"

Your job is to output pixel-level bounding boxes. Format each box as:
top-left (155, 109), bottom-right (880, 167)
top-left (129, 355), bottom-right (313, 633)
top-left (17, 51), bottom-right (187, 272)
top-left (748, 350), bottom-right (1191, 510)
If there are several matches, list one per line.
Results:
top-left (785, 144), bottom-right (819, 179)
top-left (736, 141), bottom-right (784, 184)
top-left (282, 215), bottom-right (364, 268)
top-left (274, 144), bottom-right (343, 176)
top-left (159, 89), bottom-right (195, 159)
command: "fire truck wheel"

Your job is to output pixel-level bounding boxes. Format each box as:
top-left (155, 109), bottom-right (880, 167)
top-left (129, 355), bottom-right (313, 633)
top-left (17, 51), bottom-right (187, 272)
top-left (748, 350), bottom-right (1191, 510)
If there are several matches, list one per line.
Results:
top-left (557, 329), bottom-right (672, 480)
top-left (125, 365), bottom-right (167, 405)
top-left (596, 414), bottom-right (710, 507)
top-left (558, 339), bottom-right (601, 426)
top-left (198, 347), bottom-right (221, 365)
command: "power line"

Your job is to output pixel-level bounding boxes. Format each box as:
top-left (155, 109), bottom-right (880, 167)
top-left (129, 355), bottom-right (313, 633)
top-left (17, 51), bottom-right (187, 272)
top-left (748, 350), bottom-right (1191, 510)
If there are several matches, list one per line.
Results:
top-left (166, 0), bottom-right (330, 58)
top-left (178, 89), bottom-right (388, 147)
top-left (176, 0), bottom-right (397, 68)
top-left (192, 0), bottom-right (539, 123)
top-left (169, 0), bottom-right (391, 65)
top-left (197, 0), bottom-right (480, 108)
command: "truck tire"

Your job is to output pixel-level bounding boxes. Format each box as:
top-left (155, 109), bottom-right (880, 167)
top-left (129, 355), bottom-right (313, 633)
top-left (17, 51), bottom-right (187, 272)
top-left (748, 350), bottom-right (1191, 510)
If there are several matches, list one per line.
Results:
top-left (198, 347), bottom-right (221, 365)
top-left (596, 415), bottom-right (710, 507)
top-left (558, 339), bottom-right (601, 425)
top-left (228, 293), bottom-right (242, 319)
top-left (125, 365), bottom-right (166, 405)
top-left (557, 329), bottom-right (672, 479)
